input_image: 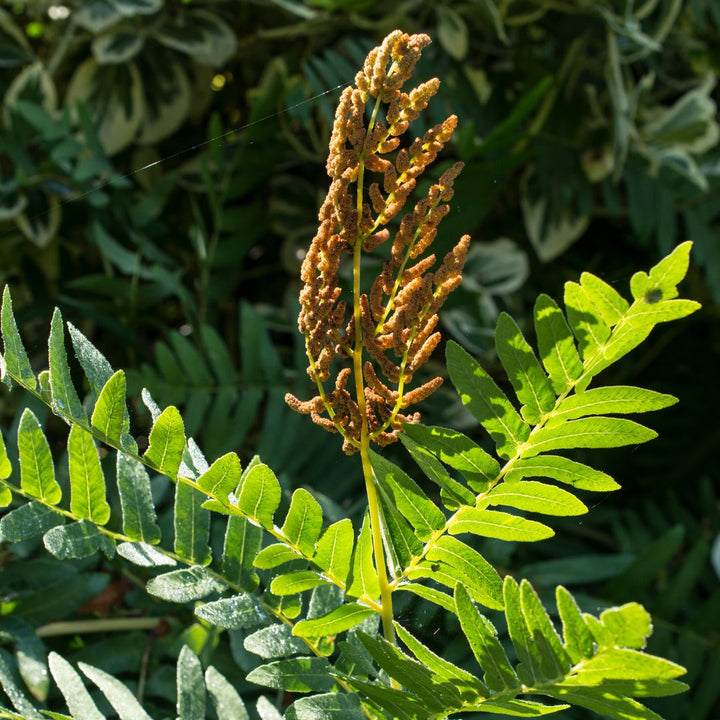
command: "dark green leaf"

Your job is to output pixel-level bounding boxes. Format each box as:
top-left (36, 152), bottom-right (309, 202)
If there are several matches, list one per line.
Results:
top-left (48, 653), bottom-right (104, 720)
top-left (116, 541), bottom-right (175, 567)
top-left (284, 692), bottom-right (365, 720)
top-left (394, 623), bottom-right (484, 696)
top-left (358, 632), bottom-right (459, 710)
top-left (400, 433), bottom-right (475, 507)
top-left (0, 648), bottom-right (41, 718)
top-left (67, 322), bottom-right (114, 400)
top-left (244, 625), bottom-right (306, 660)
top-left (78, 662), bottom-right (153, 720)
top-left (195, 594), bottom-right (268, 630)
top-left (520, 579), bottom-right (571, 678)
top-left (246, 658), bottom-right (335, 693)
top-left (177, 646), bottom-right (205, 720)
top-left (174, 482), bottom-right (211, 565)
top-left (43, 520), bottom-right (115, 560)
top-left (503, 576), bottom-right (544, 687)
top-left (205, 666), bottom-right (249, 720)
top-left (146, 567), bottom-right (224, 602)
top-left (346, 513), bottom-right (380, 600)
top-left (222, 515), bottom-right (262, 591)
top-left (116, 453), bottom-right (161, 543)
top-left (0, 501), bottom-right (63, 542)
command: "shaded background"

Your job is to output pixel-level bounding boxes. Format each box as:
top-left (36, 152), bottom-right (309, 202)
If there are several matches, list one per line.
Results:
top-left (0, 1), bottom-right (718, 717)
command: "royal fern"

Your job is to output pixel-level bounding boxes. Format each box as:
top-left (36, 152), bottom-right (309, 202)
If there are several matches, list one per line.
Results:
top-left (0, 30), bottom-right (701, 720)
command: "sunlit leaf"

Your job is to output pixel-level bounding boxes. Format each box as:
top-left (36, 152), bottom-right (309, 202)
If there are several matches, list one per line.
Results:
top-left (281, 488), bottom-right (323, 555)
top-left (48, 308), bottom-right (86, 422)
top-left (293, 603), bottom-right (375, 638)
top-left (2, 286), bottom-right (35, 388)
top-left (144, 405), bottom-right (185, 477)
top-left (68, 425), bottom-right (110, 525)
top-left (447, 341), bottom-right (530, 459)
top-left (236, 463), bottom-right (281, 530)
top-left (91, 370), bottom-right (127, 443)
top-left (18, 408), bottom-right (60, 504)
top-left (451, 507), bottom-right (554, 542)
top-left (533, 295), bottom-right (583, 394)
top-left (485, 481), bottom-right (587, 516)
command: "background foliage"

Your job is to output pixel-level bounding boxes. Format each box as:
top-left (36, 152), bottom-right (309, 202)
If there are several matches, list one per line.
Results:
top-left (0, 1), bottom-right (718, 718)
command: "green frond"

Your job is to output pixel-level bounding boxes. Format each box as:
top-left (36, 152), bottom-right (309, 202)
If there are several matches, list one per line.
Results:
top-left (234, 462), bottom-right (281, 530)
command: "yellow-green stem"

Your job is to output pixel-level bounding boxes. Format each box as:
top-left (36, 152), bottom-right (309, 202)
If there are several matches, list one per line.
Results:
top-left (351, 92), bottom-right (398, 649)
top-left (351, 211), bottom-right (396, 648)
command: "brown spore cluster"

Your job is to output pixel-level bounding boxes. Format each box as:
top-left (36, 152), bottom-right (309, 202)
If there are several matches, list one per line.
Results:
top-left (285, 30), bottom-right (470, 454)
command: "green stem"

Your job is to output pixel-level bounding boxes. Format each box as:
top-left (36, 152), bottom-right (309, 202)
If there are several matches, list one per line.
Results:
top-left (351, 94), bottom-right (397, 649)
